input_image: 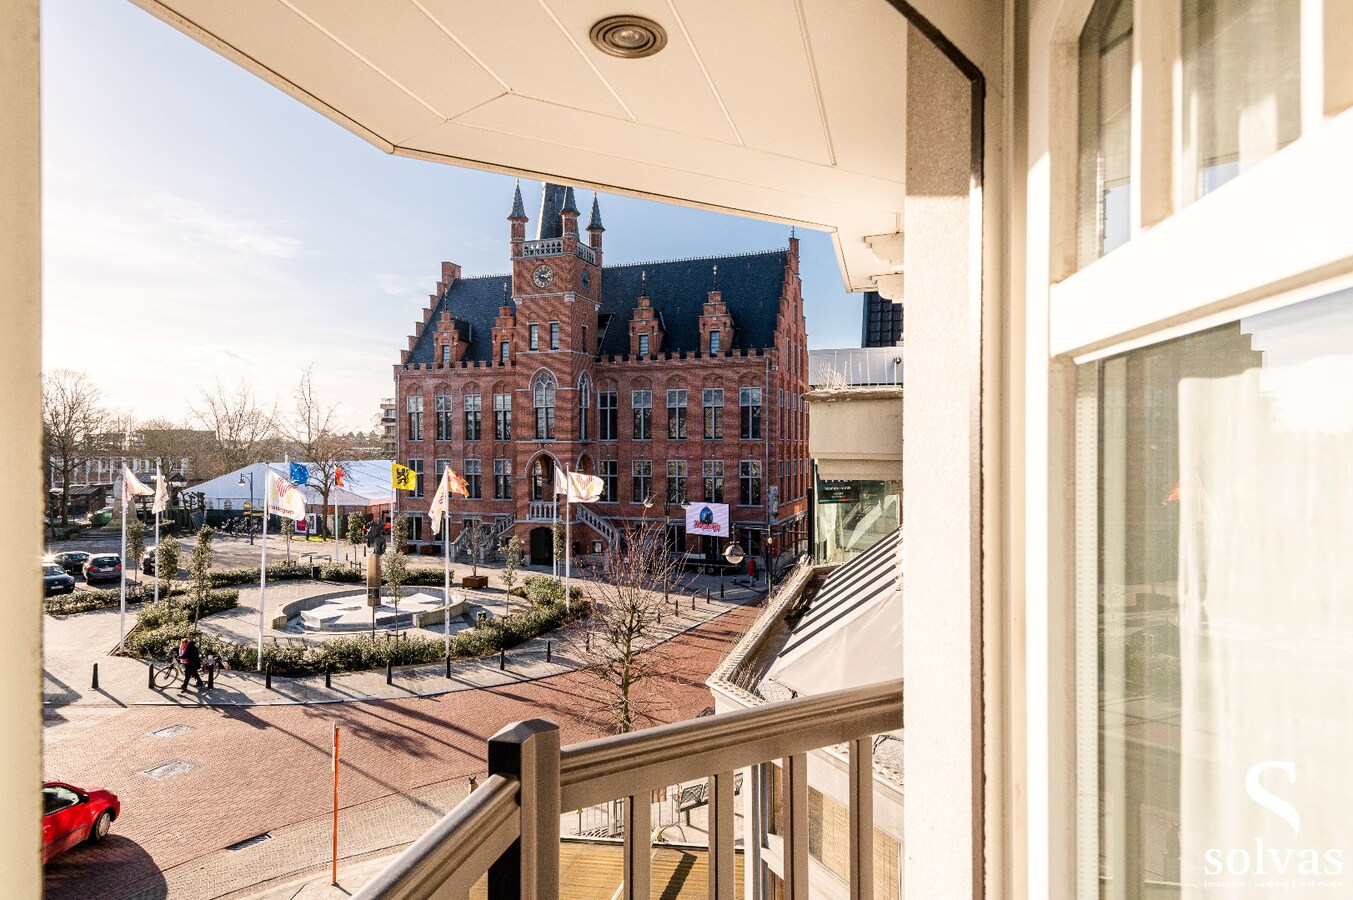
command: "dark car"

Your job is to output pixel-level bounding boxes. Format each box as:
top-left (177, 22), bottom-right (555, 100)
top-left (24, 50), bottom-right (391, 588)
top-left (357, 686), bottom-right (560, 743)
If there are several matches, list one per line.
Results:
top-left (43, 564), bottom-right (75, 596)
top-left (82, 554), bottom-right (122, 585)
top-left (42, 781), bottom-right (120, 864)
top-left (45, 551), bottom-right (91, 577)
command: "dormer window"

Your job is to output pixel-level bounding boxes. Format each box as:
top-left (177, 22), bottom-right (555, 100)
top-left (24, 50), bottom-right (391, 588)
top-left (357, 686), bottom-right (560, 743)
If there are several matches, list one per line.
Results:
top-left (709, 330), bottom-right (720, 354)
top-left (500, 341), bottom-right (510, 363)
top-left (639, 334), bottom-right (650, 356)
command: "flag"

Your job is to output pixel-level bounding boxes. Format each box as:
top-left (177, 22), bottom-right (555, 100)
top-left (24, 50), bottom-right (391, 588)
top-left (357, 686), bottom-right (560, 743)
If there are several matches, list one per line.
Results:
top-left (429, 467), bottom-right (470, 535)
top-left (564, 470), bottom-right (604, 503)
top-left (121, 467), bottom-right (153, 506)
top-left (392, 463), bottom-right (418, 491)
top-left (553, 466), bottom-right (569, 497)
top-left (334, 465), bottom-right (346, 488)
top-left (289, 462), bottom-right (310, 487)
top-left (152, 473), bottom-right (170, 515)
top-left (265, 469), bottom-right (307, 519)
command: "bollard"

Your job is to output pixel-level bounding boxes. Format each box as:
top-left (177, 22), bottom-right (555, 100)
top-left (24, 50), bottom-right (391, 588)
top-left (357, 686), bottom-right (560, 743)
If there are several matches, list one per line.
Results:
top-left (692, 596), bottom-right (696, 610)
top-left (706, 588), bottom-right (711, 604)
top-left (674, 599), bottom-right (679, 616)
top-left (265, 665), bottom-right (272, 690)
top-left (207, 666), bottom-right (216, 691)
top-left (325, 664), bottom-right (332, 689)
top-left (445, 654), bottom-right (452, 679)
top-left (148, 663), bottom-right (155, 690)
top-left (499, 648), bottom-right (506, 670)
top-left (91, 663), bottom-right (99, 692)
top-left (585, 632), bottom-right (591, 651)
top-left (721, 582), bottom-right (725, 599)
top-left (386, 660), bottom-right (393, 685)
top-left (546, 640), bottom-right (552, 663)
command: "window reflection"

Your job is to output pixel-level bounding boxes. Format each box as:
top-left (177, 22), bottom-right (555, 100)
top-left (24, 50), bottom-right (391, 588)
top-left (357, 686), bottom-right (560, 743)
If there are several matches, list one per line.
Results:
top-left (1078, 0), bottom-right (1132, 266)
top-left (1087, 288), bottom-right (1353, 897)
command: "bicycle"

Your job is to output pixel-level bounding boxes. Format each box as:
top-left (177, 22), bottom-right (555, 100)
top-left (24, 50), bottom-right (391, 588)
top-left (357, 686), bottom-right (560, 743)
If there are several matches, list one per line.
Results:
top-left (153, 653), bottom-right (184, 689)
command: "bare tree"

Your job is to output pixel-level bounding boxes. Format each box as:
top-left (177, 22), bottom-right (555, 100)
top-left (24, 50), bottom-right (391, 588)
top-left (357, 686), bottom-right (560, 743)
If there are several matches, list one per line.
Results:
top-left (461, 519), bottom-right (494, 577)
top-left (279, 369), bottom-right (345, 539)
top-left (191, 380), bottom-right (277, 477)
top-left (138, 417), bottom-right (213, 483)
top-left (42, 370), bottom-right (109, 525)
top-left (573, 520), bottom-right (683, 734)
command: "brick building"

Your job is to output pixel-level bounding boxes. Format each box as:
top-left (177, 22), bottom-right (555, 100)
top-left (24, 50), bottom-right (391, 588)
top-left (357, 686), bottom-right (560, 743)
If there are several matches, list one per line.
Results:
top-left (394, 183), bottom-right (810, 569)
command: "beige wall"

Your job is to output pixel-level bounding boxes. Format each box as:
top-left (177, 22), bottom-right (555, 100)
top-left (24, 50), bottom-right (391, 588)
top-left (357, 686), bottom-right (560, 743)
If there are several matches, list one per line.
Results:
top-left (807, 389), bottom-right (903, 482)
top-left (0, 0), bottom-right (46, 892)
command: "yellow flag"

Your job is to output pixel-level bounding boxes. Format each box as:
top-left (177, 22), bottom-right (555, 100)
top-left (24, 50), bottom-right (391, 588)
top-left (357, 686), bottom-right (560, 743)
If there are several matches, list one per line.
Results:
top-left (392, 463), bottom-right (418, 491)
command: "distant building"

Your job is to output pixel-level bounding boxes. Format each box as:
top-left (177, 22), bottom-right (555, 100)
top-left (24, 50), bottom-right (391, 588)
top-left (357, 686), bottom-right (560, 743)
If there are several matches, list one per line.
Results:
top-left (378, 398), bottom-right (397, 457)
top-left (47, 426), bottom-right (212, 517)
top-left (860, 291), bottom-right (903, 347)
top-left (393, 183), bottom-right (811, 567)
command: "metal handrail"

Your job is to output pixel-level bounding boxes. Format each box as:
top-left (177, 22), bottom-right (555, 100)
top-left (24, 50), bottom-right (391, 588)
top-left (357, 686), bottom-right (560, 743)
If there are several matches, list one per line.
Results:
top-left (356, 679), bottom-right (903, 900)
top-left (355, 774), bottom-right (520, 899)
top-left (560, 678), bottom-right (901, 809)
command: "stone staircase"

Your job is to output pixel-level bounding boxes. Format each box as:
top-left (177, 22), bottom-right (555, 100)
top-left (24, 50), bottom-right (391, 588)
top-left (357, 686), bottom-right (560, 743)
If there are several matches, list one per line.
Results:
top-left (573, 503), bottom-right (617, 545)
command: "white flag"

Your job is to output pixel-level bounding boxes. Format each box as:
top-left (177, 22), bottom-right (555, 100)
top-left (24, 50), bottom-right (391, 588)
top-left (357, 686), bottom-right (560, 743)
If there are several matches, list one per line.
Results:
top-left (265, 469), bottom-right (306, 520)
top-left (564, 470), bottom-right (604, 504)
top-left (121, 467), bottom-right (154, 506)
top-left (553, 465), bottom-right (569, 497)
top-left (152, 473), bottom-right (170, 515)
top-left (429, 468), bottom-right (450, 536)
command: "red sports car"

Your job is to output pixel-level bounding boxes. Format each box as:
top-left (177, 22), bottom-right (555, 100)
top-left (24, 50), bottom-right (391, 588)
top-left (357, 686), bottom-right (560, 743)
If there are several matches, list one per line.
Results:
top-left (42, 781), bottom-right (119, 863)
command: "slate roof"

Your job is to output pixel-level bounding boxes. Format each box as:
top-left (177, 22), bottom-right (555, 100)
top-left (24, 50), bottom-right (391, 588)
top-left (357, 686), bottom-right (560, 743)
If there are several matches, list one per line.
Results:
top-left (405, 249), bottom-right (789, 366)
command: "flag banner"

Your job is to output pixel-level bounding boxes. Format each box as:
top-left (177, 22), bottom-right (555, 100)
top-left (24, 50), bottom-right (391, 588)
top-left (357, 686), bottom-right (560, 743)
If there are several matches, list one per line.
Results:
top-left (553, 465), bottom-right (569, 497)
top-left (152, 473), bottom-right (170, 515)
top-left (392, 463), bottom-right (418, 491)
top-left (121, 467), bottom-right (154, 506)
top-left (685, 502), bottom-right (730, 538)
top-left (429, 467), bottom-right (471, 536)
top-left (266, 469), bottom-right (307, 519)
top-left (564, 471), bottom-right (604, 504)
top-left (290, 462), bottom-right (310, 486)
top-left (334, 465), bottom-right (346, 488)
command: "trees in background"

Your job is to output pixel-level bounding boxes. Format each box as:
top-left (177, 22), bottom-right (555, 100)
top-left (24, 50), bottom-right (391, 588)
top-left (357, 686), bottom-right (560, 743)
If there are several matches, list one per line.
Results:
top-left (280, 369), bottom-right (345, 539)
top-left (191, 380), bottom-right (277, 476)
top-left (42, 370), bottom-right (109, 525)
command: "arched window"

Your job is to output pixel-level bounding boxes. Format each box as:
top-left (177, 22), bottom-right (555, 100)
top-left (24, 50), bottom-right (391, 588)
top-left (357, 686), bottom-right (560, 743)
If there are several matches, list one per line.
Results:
top-left (578, 374), bottom-right (592, 441)
top-left (533, 372), bottom-right (556, 440)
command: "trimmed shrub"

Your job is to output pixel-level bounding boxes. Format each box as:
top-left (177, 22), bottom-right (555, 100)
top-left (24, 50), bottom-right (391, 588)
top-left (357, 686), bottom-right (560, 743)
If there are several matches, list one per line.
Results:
top-left (522, 576), bottom-right (583, 605)
top-left (44, 583), bottom-right (148, 616)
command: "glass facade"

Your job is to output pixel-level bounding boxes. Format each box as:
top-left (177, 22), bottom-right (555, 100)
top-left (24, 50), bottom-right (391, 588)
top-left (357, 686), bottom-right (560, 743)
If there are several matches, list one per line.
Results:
top-left (812, 479), bottom-right (900, 564)
top-left (1079, 288), bottom-right (1353, 897)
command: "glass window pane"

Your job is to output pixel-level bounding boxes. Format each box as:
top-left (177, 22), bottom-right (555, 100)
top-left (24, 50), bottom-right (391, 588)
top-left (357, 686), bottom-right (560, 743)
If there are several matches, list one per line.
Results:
top-left (1181, 0), bottom-right (1301, 202)
top-left (1078, 0), bottom-right (1132, 267)
top-left (1082, 287), bottom-right (1353, 897)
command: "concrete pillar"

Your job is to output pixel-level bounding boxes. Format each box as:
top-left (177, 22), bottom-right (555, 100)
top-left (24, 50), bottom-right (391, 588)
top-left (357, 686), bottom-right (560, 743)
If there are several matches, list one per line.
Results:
top-left (0, 0), bottom-right (44, 892)
top-left (901, 22), bottom-right (982, 898)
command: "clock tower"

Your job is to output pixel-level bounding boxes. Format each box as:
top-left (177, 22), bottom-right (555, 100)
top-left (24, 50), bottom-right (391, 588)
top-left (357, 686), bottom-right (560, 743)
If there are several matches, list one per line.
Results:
top-left (509, 182), bottom-right (603, 360)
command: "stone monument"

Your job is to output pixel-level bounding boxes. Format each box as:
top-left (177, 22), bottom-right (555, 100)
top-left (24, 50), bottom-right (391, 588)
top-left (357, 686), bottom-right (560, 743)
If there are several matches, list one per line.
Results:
top-left (364, 521), bottom-right (386, 606)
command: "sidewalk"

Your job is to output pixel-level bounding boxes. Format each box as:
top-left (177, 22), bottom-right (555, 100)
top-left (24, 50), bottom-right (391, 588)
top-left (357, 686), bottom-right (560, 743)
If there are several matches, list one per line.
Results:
top-left (44, 573), bottom-right (763, 710)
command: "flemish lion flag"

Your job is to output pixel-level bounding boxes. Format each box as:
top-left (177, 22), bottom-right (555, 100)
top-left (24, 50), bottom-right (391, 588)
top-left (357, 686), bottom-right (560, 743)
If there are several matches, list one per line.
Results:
top-left (392, 463), bottom-right (418, 492)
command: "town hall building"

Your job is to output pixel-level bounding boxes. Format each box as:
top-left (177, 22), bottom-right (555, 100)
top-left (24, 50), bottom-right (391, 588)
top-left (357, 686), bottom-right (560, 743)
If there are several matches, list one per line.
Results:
top-left (394, 183), bottom-right (810, 569)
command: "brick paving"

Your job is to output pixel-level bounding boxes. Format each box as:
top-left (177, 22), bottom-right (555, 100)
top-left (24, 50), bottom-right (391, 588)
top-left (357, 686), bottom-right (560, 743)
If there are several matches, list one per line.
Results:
top-left (42, 603), bottom-right (761, 900)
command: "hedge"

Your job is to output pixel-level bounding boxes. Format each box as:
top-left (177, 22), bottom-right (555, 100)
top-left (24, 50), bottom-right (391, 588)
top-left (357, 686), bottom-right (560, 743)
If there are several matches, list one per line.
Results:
top-left (123, 598), bottom-right (585, 676)
top-left (118, 590), bottom-right (242, 659)
top-left (44, 583), bottom-right (148, 615)
top-left (522, 575), bottom-right (584, 605)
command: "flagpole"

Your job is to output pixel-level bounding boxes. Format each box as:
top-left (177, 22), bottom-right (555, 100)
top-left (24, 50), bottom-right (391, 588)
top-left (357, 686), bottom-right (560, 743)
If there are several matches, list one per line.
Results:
top-left (153, 462), bottom-right (161, 606)
top-left (118, 481), bottom-right (127, 653)
top-left (564, 496), bottom-right (572, 612)
top-left (552, 492), bottom-right (559, 579)
top-left (258, 479), bottom-right (269, 668)
top-left (443, 508), bottom-right (451, 658)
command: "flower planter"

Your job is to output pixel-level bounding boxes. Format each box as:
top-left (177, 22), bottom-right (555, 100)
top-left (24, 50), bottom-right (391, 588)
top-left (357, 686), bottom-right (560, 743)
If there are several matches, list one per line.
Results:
top-left (461, 575), bottom-right (489, 590)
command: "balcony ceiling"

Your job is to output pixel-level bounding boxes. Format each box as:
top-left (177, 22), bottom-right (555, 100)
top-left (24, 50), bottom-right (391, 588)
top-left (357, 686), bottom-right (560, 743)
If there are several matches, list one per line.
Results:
top-left (129, 0), bottom-right (918, 292)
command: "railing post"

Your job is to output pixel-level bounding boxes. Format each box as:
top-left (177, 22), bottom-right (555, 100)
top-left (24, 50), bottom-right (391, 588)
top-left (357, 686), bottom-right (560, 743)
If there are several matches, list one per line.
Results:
top-left (487, 719), bottom-right (560, 900)
top-left (783, 753), bottom-right (809, 900)
top-left (848, 738), bottom-right (875, 900)
top-left (622, 793), bottom-right (651, 900)
top-left (708, 771), bottom-right (735, 900)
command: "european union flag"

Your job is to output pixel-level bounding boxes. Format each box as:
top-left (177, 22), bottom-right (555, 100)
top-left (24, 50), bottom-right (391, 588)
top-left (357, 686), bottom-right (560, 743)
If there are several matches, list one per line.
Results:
top-left (289, 462), bottom-right (310, 486)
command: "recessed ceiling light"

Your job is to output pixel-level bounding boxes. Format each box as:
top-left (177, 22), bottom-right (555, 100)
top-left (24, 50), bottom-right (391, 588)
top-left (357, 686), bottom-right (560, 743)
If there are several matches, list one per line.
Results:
top-left (589, 15), bottom-right (667, 59)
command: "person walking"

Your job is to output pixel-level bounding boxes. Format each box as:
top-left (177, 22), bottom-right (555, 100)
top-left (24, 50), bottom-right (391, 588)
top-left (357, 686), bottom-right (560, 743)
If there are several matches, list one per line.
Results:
top-left (177, 636), bottom-right (205, 692)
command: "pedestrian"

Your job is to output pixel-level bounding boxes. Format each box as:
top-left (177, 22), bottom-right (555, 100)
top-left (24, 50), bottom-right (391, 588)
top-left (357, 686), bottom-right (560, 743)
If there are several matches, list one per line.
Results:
top-left (177, 636), bottom-right (205, 692)
top-left (202, 650), bottom-right (229, 689)
top-left (748, 557), bottom-right (757, 582)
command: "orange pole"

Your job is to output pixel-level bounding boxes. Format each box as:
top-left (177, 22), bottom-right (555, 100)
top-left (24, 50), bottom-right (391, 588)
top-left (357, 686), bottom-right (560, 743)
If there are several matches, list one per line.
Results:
top-left (332, 725), bottom-right (340, 885)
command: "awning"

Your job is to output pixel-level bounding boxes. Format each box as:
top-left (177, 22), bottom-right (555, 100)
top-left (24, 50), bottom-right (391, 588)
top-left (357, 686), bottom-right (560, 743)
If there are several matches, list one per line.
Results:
top-left (765, 527), bottom-right (902, 696)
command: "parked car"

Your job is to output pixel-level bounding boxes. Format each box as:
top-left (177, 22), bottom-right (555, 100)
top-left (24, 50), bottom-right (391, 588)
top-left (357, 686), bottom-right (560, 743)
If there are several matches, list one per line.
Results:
top-left (82, 554), bottom-right (122, 584)
top-left (42, 781), bottom-right (119, 864)
top-left (45, 551), bottom-right (91, 577)
top-left (43, 564), bottom-right (75, 596)
top-left (89, 507), bottom-right (113, 527)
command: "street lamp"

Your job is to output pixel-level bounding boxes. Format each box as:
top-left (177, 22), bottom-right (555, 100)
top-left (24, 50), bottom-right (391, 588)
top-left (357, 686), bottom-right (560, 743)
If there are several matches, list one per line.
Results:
top-left (237, 471), bottom-right (255, 546)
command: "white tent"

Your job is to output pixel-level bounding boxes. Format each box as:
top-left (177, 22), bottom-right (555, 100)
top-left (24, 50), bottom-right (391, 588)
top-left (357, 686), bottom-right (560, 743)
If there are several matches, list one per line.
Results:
top-left (764, 527), bottom-right (903, 697)
top-left (185, 460), bottom-right (394, 513)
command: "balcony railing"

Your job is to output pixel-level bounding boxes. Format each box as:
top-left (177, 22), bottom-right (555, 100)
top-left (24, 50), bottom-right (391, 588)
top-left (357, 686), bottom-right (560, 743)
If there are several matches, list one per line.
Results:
top-left (575, 243), bottom-right (597, 265)
top-left (527, 500), bottom-right (557, 522)
top-left (522, 238), bottom-right (563, 257)
top-left (353, 678), bottom-right (903, 900)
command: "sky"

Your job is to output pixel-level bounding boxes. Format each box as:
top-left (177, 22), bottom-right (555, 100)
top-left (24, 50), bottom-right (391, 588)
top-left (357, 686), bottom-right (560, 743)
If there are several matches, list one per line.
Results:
top-left (40, 0), bottom-right (862, 433)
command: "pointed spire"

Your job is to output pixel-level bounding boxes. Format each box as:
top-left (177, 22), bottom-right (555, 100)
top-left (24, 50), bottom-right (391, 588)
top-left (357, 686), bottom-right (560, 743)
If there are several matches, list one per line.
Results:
top-left (508, 180), bottom-right (526, 220)
top-left (562, 186), bottom-right (579, 214)
top-left (712, 264), bottom-right (719, 291)
top-left (536, 183), bottom-right (567, 240)
top-left (588, 193), bottom-right (605, 231)
top-left (640, 270), bottom-right (648, 296)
